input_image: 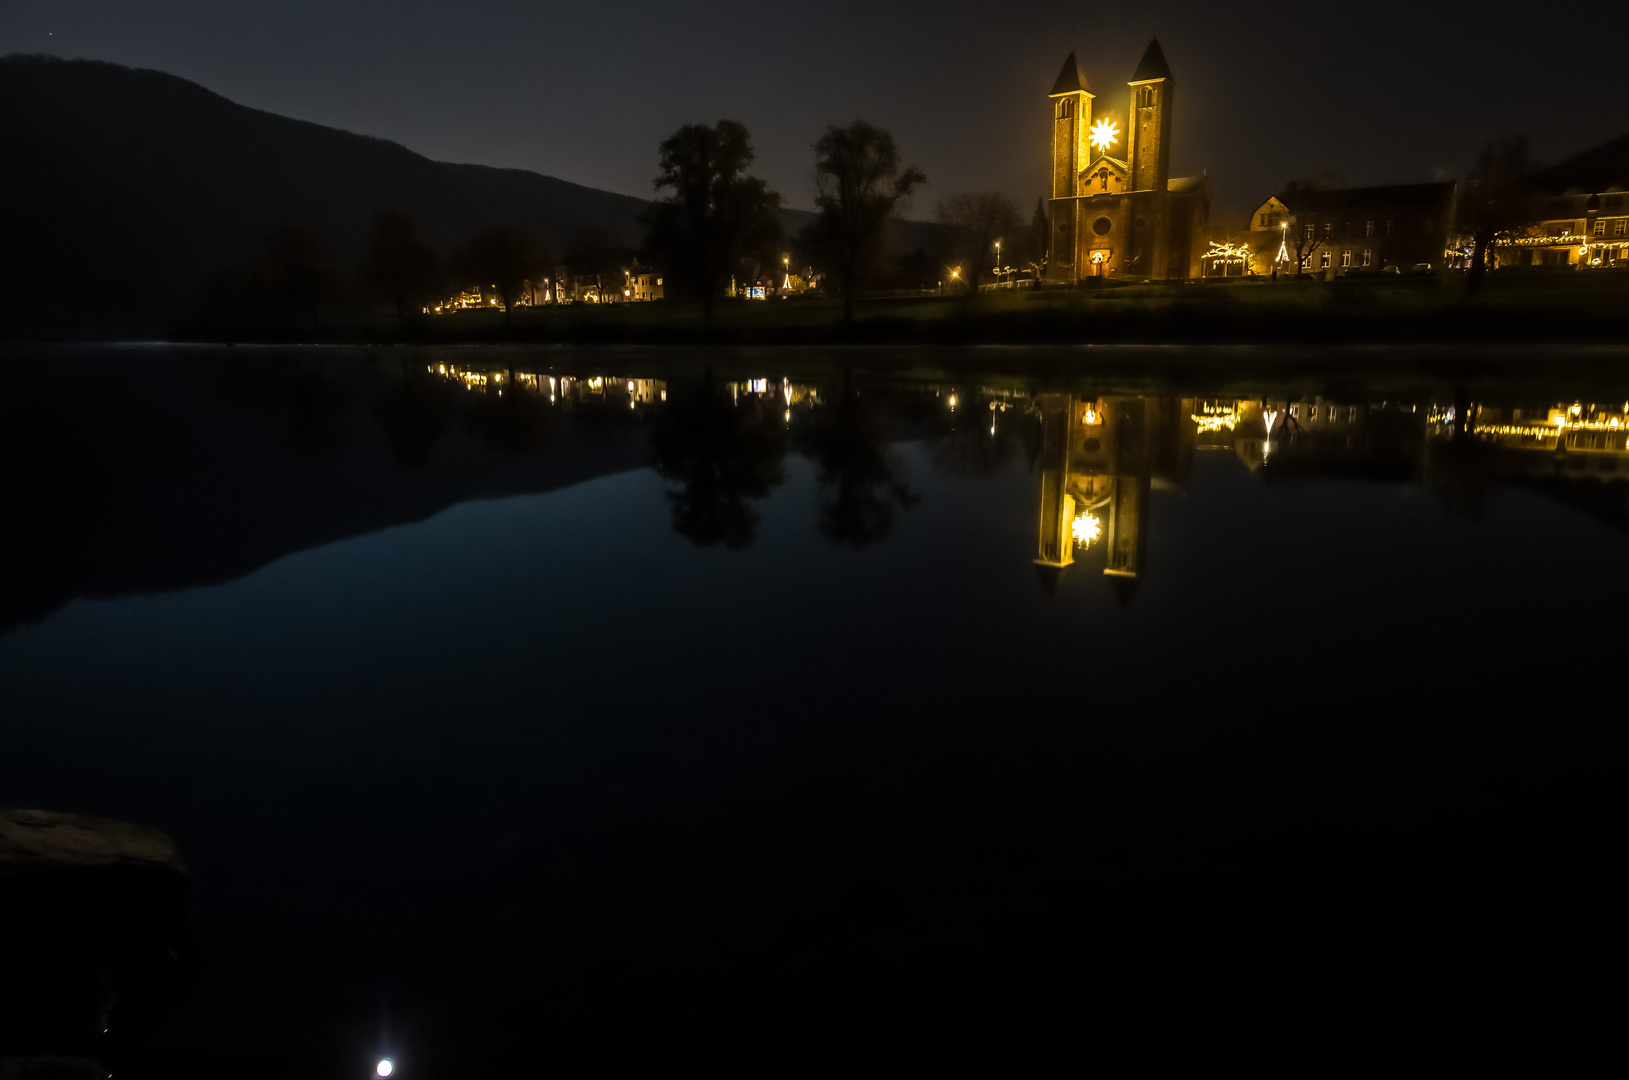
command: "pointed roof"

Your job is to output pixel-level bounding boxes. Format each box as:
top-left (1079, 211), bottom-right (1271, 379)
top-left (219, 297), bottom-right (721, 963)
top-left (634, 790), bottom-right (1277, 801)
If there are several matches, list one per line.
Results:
top-left (1130, 39), bottom-right (1172, 82)
top-left (1049, 52), bottom-right (1092, 96)
top-left (1033, 562), bottom-right (1066, 596)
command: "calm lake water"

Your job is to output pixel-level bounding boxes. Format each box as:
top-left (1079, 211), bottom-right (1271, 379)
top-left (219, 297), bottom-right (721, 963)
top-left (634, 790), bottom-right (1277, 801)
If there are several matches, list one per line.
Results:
top-left (2, 346), bottom-right (1624, 1074)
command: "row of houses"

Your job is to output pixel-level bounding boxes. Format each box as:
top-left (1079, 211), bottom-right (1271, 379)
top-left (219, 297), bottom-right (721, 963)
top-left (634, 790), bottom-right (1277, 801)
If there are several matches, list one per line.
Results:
top-left (1206, 136), bottom-right (1629, 279)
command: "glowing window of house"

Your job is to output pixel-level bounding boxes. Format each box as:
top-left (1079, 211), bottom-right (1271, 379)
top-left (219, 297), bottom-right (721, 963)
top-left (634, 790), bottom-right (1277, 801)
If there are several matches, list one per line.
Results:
top-left (1348, 407), bottom-right (1358, 421)
top-left (1617, 221), bottom-right (1627, 236)
top-left (1300, 254), bottom-right (1311, 269)
top-left (1307, 405), bottom-right (1318, 420)
top-left (1594, 220), bottom-right (1606, 235)
top-left (1363, 249), bottom-right (1373, 266)
top-left (1320, 251), bottom-right (1331, 268)
top-left (1341, 251), bottom-right (1352, 267)
top-left (1304, 224), bottom-right (1314, 241)
top-left (748, 378), bottom-right (768, 393)
top-left (1289, 404), bottom-right (1299, 417)
top-left (1322, 223), bottom-right (1333, 238)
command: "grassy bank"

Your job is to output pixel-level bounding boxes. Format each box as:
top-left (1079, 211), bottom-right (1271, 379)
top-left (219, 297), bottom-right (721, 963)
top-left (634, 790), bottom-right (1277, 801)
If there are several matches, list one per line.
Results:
top-left (108, 268), bottom-right (1629, 346)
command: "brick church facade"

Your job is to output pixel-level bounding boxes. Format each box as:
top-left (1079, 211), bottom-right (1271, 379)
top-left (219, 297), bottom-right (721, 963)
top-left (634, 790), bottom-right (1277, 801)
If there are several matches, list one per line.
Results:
top-left (1046, 40), bottom-right (1209, 283)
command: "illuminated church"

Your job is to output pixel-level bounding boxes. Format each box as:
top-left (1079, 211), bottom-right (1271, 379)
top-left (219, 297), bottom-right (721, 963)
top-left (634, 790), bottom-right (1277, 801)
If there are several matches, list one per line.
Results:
top-left (1045, 40), bottom-right (1210, 282)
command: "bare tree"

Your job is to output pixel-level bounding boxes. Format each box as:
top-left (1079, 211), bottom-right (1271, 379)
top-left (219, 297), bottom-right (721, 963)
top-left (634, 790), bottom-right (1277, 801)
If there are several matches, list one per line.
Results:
top-left (1458, 136), bottom-right (1535, 296)
top-left (809, 121), bottom-right (926, 323)
top-left (1279, 176), bottom-right (1341, 278)
top-left (365, 212), bottom-right (441, 331)
top-left (1022, 197), bottom-right (1050, 277)
top-left (259, 225), bottom-right (338, 328)
top-left (458, 226), bottom-right (550, 325)
top-left (642, 120), bottom-right (783, 319)
top-left (936, 193), bottom-right (1022, 298)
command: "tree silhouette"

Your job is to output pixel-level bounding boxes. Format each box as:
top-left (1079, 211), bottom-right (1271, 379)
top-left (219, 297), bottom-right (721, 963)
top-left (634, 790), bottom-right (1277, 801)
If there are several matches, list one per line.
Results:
top-left (796, 381), bottom-right (916, 546)
top-left (651, 374), bottom-right (787, 547)
top-left (365, 212), bottom-right (441, 331)
top-left (808, 121), bottom-right (926, 322)
top-left (458, 226), bottom-right (550, 325)
top-left (259, 225), bottom-right (338, 328)
top-left (1458, 137), bottom-right (1536, 295)
top-left (642, 120), bottom-right (784, 319)
top-left (1023, 197), bottom-right (1050, 277)
top-left (936, 193), bottom-right (1022, 298)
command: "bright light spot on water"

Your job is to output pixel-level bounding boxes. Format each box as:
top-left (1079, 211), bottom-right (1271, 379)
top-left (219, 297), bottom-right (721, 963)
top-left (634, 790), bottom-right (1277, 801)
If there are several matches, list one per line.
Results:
top-left (376, 1060), bottom-right (394, 1077)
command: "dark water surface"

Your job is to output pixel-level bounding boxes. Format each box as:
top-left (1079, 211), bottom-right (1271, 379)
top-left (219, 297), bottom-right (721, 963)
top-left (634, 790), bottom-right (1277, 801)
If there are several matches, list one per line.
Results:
top-left (3, 346), bottom-right (1624, 1073)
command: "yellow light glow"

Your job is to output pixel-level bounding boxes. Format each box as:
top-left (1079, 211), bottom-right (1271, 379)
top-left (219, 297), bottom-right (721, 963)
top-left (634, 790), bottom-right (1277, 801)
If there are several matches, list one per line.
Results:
top-left (1089, 118), bottom-right (1119, 153)
top-left (1071, 512), bottom-right (1101, 547)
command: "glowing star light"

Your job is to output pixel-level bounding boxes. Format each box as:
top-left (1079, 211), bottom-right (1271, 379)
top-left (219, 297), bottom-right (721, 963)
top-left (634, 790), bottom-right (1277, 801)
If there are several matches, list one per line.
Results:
top-left (1071, 512), bottom-right (1101, 548)
top-left (376, 1061), bottom-right (394, 1077)
top-left (1089, 118), bottom-right (1119, 153)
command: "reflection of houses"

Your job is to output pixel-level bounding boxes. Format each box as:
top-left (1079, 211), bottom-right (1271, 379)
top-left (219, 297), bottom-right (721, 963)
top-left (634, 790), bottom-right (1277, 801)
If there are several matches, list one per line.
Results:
top-left (1034, 394), bottom-right (1193, 599)
top-left (1247, 183), bottom-right (1455, 276)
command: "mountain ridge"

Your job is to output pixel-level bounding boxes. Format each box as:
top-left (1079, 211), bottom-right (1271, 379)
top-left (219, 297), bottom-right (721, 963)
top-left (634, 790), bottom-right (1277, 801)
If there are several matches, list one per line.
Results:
top-left (0, 54), bottom-right (655, 324)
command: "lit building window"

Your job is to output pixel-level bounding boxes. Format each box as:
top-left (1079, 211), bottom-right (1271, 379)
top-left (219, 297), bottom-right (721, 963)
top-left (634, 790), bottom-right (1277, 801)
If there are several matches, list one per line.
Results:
top-left (1320, 251), bottom-right (1331, 269)
top-left (1304, 224), bottom-right (1315, 242)
top-left (1322, 223), bottom-right (1333, 238)
top-left (1363, 249), bottom-right (1372, 266)
top-left (1341, 250), bottom-right (1352, 267)
top-left (1365, 221), bottom-right (1375, 237)
top-left (1308, 405), bottom-right (1318, 420)
top-left (1616, 221), bottom-right (1626, 236)
top-left (1594, 220), bottom-right (1605, 236)
top-left (1289, 404), bottom-right (1299, 417)
top-left (1347, 406), bottom-right (1358, 421)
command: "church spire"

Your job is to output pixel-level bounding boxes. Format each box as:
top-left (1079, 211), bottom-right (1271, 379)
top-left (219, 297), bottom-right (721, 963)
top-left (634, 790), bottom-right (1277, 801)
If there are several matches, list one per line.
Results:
top-left (1130, 39), bottom-right (1172, 83)
top-left (1049, 51), bottom-right (1092, 96)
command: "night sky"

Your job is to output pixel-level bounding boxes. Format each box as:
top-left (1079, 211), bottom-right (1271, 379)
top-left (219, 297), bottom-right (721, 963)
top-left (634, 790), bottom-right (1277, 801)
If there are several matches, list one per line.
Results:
top-left (6, 1), bottom-right (1626, 217)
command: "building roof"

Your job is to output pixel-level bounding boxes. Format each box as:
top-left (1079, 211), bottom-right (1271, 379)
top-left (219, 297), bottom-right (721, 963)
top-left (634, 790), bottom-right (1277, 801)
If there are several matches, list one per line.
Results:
top-left (1049, 52), bottom-right (1092, 96)
top-left (1280, 181), bottom-right (1454, 214)
top-left (1168, 175), bottom-right (1207, 195)
top-left (1532, 135), bottom-right (1629, 194)
top-left (1130, 39), bottom-right (1172, 82)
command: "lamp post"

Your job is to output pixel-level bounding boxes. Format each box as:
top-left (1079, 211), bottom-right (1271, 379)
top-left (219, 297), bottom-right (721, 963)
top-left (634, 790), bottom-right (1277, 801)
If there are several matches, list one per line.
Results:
top-left (994, 239), bottom-right (1002, 286)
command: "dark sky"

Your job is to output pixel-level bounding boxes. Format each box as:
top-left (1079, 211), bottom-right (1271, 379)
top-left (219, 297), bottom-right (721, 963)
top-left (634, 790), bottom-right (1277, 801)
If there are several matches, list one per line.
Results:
top-left (7, 1), bottom-right (1626, 218)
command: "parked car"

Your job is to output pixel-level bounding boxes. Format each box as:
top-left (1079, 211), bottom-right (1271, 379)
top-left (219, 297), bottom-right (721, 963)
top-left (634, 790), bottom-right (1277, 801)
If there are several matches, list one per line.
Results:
top-left (1381, 265), bottom-right (1401, 275)
top-left (1410, 263), bottom-right (1432, 274)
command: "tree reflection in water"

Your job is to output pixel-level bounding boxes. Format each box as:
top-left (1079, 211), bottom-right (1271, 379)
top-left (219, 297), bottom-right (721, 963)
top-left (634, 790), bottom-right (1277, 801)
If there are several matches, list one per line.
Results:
top-left (796, 380), bottom-right (916, 547)
top-left (464, 364), bottom-right (558, 456)
top-left (651, 372), bottom-right (786, 548)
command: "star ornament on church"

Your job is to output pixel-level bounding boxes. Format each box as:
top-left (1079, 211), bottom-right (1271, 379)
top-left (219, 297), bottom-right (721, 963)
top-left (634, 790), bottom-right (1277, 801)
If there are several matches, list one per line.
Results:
top-left (1089, 118), bottom-right (1119, 153)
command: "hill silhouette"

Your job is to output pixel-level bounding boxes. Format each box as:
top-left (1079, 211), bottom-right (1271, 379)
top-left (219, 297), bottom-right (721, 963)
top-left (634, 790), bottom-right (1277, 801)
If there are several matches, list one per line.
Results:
top-left (0, 54), bottom-right (654, 327)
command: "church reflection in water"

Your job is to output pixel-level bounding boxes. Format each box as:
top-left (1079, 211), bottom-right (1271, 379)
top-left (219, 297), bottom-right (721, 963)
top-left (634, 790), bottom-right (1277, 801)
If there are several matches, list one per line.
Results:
top-left (5, 350), bottom-right (1629, 636)
top-left (1033, 394), bottom-right (1193, 600)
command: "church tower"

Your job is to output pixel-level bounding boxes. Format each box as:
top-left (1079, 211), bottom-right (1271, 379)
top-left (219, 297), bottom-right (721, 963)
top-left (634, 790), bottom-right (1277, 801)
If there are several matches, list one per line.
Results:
top-left (1048, 53), bottom-right (1093, 274)
top-left (1125, 39), bottom-right (1173, 194)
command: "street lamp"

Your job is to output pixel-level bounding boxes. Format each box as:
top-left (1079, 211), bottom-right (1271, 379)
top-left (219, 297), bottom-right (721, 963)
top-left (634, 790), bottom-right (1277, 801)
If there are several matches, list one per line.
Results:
top-left (994, 239), bottom-right (1002, 285)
